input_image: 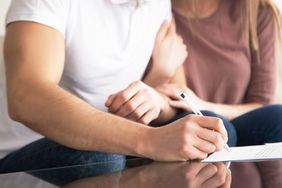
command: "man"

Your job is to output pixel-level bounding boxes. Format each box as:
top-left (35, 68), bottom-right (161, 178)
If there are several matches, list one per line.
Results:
top-left (0, 0), bottom-right (227, 173)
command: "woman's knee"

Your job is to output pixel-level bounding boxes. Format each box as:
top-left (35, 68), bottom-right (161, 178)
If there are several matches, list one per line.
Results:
top-left (233, 105), bottom-right (282, 144)
top-left (260, 105), bottom-right (282, 142)
top-left (245, 105), bottom-right (282, 127)
top-left (260, 105), bottom-right (282, 120)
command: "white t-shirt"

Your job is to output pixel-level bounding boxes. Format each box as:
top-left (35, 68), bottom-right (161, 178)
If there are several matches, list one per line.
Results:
top-left (0, 0), bottom-right (171, 159)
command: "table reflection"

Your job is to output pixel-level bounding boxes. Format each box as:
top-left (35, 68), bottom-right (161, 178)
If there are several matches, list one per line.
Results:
top-left (63, 161), bottom-right (231, 188)
top-left (1, 159), bottom-right (282, 188)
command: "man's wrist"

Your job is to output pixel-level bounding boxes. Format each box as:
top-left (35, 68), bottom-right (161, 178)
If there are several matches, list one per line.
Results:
top-left (135, 125), bottom-right (155, 158)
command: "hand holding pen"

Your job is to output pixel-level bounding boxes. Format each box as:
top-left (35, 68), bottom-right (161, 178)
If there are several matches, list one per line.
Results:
top-left (180, 93), bottom-right (230, 152)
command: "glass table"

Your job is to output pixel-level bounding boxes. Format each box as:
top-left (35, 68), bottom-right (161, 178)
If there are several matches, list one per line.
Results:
top-left (0, 158), bottom-right (282, 188)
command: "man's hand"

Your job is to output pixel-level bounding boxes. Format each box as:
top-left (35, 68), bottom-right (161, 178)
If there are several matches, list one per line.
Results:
top-left (63, 162), bottom-right (231, 188)
top-left (143, 115), bottom-right (228, 161)
top-left (105, 81), bottom-right (166, 124)
top-left (134, 162), bottom-right (231, 188)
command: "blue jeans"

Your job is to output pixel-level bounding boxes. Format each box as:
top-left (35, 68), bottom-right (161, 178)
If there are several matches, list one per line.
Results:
top-left (231, 105), bottom-right (282, 146)
top-left (204, 105), bottom-right (282, 146)
top-left (0, 138), bottom-right (126, 175)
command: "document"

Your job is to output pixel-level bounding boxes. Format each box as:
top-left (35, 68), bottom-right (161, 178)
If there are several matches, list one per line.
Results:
top-left (202, 142), bottom-right (282, 163)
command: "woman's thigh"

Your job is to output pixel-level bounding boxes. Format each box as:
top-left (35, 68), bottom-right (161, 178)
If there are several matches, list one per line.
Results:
top-left (231, 105), bottom-right (282, 146)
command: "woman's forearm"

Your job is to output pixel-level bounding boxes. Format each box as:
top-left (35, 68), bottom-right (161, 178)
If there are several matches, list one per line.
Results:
top-left (205, 102), bottom-right (263, 120)
top-left (143, 60), bottom-right (172, 87)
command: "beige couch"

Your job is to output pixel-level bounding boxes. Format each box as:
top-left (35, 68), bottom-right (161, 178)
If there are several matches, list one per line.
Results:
top-left (0, 36), bottom-right (3, 64)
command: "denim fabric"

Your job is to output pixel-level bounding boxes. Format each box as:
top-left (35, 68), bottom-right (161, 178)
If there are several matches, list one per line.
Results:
top-left (0, 138), bottom-right (126, 174)
top-left (29, 159), bottom-right (126, 186)
top-left (231, 105), bottom-right (282, 146)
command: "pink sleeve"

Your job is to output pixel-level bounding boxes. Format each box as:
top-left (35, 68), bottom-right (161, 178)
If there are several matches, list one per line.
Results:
top-left (245, 6), bottom-right (276, 104)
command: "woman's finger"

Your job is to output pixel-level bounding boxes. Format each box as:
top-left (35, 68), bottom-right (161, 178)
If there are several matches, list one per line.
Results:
top-left (158, 88), bottom-right (182, 100)
top-left (156, 21), bottom-right (170, 41)
top-left (169, 100), bottom-right (192, 111)
top-left (168, 16), bottom-right (176, 35)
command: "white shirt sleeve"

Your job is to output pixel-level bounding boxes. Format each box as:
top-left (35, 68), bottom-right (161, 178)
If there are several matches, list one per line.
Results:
top-left (165, 1), bottom-right (172, 21)
top-left (160, 0), bottom-right (172, 22)
top-left (6, 0), bottom-right (69, 36)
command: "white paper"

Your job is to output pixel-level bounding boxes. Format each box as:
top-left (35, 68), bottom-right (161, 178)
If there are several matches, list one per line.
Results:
top-left (202, 143), bottom-right (282, 163)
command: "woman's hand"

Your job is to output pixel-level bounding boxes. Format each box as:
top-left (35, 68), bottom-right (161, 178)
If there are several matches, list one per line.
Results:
top-left (152, 18), bottom-right (188, 78)
top-left (157, 84), bottom-right (208, 111)
top-left (105, 81), bottom-right (166, 125)
top-left (145, 19), bottom-right (188, 86)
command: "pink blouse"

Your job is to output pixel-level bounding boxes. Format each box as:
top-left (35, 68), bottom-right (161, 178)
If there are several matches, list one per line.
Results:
top-left (174, 0), bottom-right (276, 104)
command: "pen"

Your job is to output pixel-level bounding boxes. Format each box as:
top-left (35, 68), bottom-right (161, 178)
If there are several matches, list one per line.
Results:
top-left (180, 93), bottom-right (230, 152)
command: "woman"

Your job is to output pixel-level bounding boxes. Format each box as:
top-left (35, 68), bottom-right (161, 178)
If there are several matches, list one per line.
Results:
top-left (146, 1), bottom-right (282, 186)
top-left (146, 0), bottom-right (282, 148)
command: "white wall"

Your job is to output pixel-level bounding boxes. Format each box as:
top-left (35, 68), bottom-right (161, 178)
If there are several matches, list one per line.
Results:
top-left (0, 0), bottom-right (11, 36)
top-left (276, 0), bottom-right (282, 10)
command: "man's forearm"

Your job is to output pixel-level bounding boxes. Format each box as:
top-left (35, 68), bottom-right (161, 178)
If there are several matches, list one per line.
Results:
top-left (8, 80), bottom-right (151, 156)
